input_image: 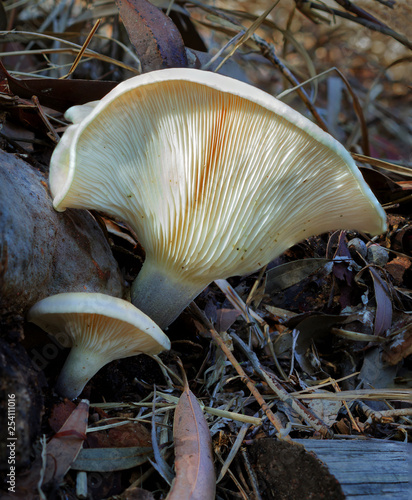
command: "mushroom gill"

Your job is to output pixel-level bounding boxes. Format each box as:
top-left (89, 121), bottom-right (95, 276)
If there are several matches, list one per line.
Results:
top-left (49, 69), bottom-right (387, 328)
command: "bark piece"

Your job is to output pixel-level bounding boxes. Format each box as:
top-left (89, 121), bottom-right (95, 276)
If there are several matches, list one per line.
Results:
top-left (0, 338), bottom-right (45, 469)
top-left (0, 150), bottom-right (124, 326)
top-left (295, 438), bottom-right (411, 499)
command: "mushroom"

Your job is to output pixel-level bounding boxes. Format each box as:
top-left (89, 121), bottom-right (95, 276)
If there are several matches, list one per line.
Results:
top-left (27, 293), bottom-right (171, 399)
top-left (49, 69), bottom-right (387, 328)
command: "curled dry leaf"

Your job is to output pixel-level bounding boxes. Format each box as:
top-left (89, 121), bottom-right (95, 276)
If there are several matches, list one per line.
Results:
top-left (369, 267), bottom-right (393, 336)
top-left (167, 384), bottom-right (216, 500)
top-left (115, 0), bottom-right (188, 72)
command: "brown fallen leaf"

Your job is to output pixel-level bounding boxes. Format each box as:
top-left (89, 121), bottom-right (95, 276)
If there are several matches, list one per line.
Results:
top-left (383, 323), bottom-right (412, 365)
top-left (49, 400), bottom-right (77, 432)
top-left (167, 381), bottom-right (216, 499)
top-left (1, 399), bottom-right (89, 499)
top-left (87, 421), bottom-right (151, 448)
top-left (385, 255), bottom-right (411, 285)
top-left (115, 0), bottom-right (188, 72)
top-left (43, 399), bottom-right (89, 485)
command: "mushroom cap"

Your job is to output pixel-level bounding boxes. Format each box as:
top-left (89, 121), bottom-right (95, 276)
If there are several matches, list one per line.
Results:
top-left (27, 293), bottom-right (171, 398)
top-left (27, 292), bottom-right (170, 356)
top-left (49, 68), bottom-right (386, 287)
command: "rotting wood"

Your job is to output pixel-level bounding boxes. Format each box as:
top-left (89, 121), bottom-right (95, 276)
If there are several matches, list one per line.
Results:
top-left (296, 438), bottom-right (411, 499)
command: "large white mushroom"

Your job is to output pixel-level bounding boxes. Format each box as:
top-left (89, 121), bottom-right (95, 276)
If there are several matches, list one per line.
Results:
top-left (49, 69), bottom-right (387, 328)
top-left (27, 293), bottom-right (171, 399)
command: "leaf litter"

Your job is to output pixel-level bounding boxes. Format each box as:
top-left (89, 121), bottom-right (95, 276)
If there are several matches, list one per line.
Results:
top-left (0, 0), bottom-right (411, 498)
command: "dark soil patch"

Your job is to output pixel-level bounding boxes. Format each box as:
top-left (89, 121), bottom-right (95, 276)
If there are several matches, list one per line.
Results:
top-left (248, 438), bottom-right (345, 500)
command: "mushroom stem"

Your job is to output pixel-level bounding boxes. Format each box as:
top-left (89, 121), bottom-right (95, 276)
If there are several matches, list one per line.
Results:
top-left (55, 347), bottom-right (107, 400)
top-left (131, 260), bottom-right (205, 329)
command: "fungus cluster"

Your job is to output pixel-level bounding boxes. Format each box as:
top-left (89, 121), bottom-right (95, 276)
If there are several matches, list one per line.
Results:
top-left (49, 68), bottom-right (386, 329)
top-left (31, 69), bottom-right (386, 399)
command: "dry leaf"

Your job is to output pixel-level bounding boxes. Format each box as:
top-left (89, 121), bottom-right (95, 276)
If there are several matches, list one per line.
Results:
top-left (265, 258), bottom-right (331, 293)
top-left (43, 399), bottom-right (89, 484)
top-left (385, 256), bottom-right (411, 286)
top-left (71, 446), bottom-right (153, 472)
top-left (0, 60), bottom-right (117, 112)
top-left (369, 267), bottom-right (392, 336)
top-left (114, 0), bottom-right (187, 72)
top-left (1, 399), bottom-right (89, 499)
top-left (167, 385), bottom-right (216, 499)
top-left (87, 421), bottom-right (151, 448)
top-left (383, 323), bottom-right (412, 365)
top-left (49, 400), bottom-right (77, 432)
top-left (304, 395), bottom-right (342, 427)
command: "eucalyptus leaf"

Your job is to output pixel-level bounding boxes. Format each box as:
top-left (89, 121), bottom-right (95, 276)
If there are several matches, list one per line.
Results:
top-left (71, 446), bottom-right (153, 472)
top-left (274, 313), bottom-right (351, 374)
top-left (266, 258), bottom-right (331, 294)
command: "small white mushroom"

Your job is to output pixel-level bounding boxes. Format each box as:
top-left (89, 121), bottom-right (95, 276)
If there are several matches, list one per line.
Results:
top-left (27, 293), bottom-right (171, 399)
top-left (49, 69), bottom-right (387, 328)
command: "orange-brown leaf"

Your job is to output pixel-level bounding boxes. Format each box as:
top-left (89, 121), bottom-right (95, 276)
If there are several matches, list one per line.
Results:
top-left (167, 387), bottom-right (215, 500)
top-left (43, 399), bottom-right (89, 484)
